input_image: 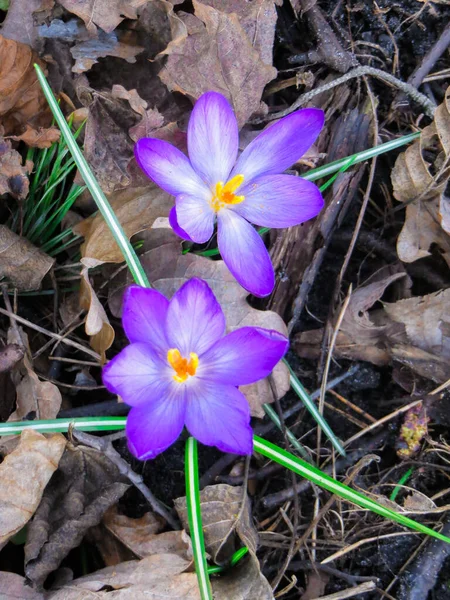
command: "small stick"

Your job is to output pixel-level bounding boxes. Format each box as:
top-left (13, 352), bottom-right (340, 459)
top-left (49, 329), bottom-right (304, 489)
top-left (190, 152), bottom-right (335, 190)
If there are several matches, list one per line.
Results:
top-left (308, 581), bottom-right (376, 599)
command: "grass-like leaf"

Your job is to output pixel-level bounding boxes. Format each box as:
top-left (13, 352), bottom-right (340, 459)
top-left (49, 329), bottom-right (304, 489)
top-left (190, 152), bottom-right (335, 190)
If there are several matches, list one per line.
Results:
top-left (34, 64), bottom-right (150, 288)
top-left (185, 437), bottom-right (213, 600)
top-left (253, 435), bottom-right (450, 545)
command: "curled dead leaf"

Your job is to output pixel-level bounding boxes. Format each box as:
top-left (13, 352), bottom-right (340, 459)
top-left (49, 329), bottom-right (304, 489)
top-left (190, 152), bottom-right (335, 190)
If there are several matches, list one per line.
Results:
top-left (159, 0), bottom-right (277, 127)
top-left (108, 241), bottom-right (290, 416)
top-left (57, 0), bottom-right (147, 34)
top-left (0, 572), bottom-right (44, 600)
top-left (80, 258), bottom-right (115, 361)
top-left (0, 344), bottom-right (24, 374)
top-left (392, 86), bottom-right (450, 264)
top-left (0, 429), bottom-right (66, 551)
top-left (0, 136), bottom-right (32, 200)
top-left (0, 35), bottom-right (58, 147)
top-left (0, 226), bottom-right (54, 291)
top-left (71, 30), bottom-right (144, 74)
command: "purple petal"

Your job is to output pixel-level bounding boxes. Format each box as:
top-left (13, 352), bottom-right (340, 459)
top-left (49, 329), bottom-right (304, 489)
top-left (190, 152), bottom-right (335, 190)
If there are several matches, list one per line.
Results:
top-left (103, 343), bottom-right (172, 406)
top-left (188, 91), bottom-right (239, 187)
top-left (231, 108), bottom-right (324, 183)
top-left (217, 209), bottom-right (274, 297)
top-left (122, 286), bottom-right (169, 353)
top-left (236, 174), bottom-right (324, 227)
top-left (135, 138), bottom-right (209, 198)
top-left (185, 381), bottom-right (253, 455)
top-left (126, 387), bottom-right (186, 460)
top-left (166, 278), bottom-right (226, 356)
top-left (169, 206), bottom-right (192, 241)
top-left (176, 193), bottom-right (215, 244)
top-left (199, 327), bottom-right (288, 386)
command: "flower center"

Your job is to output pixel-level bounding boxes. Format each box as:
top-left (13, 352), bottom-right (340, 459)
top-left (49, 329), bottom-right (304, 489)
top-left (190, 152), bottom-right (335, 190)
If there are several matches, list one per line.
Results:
top-left (167, 348), bottom-right (199, 383)
top-left (210, 174), bottom-right (245, 212)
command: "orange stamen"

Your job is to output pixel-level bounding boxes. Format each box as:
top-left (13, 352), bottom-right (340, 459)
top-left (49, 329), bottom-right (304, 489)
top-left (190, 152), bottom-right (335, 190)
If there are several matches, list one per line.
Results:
top-left (167, 348), bottom-right (199, 383)
top-left (210, 174), bottom-right (245, 212)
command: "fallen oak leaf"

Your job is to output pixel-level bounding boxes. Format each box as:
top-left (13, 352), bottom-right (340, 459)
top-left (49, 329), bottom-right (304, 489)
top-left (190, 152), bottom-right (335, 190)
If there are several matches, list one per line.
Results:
top-left (0, 225), bottom-right (54, 291)
top-left (0, 429), bottom-right (66, 551)
top-left (108, 241), bottom-right (290, 416)
top-left (25, 442), bottom-right (130, 588)
top-left (57, 0), bottom-right (147, 34)
top-left (159, 0), bottom-right (277, 127)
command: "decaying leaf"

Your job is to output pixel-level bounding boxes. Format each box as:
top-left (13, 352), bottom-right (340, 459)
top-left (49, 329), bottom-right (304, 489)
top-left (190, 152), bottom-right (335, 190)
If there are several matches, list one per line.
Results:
top-left (47, 554), bottom-right (200, 600)
top-left (211, 553), bottom-right (274, 600)
top-left (392, 86), bottom-right (450, 265)
top-left (200, 0), bottom-right (282, 65)
top-left (71, 30), bottom-right (144, 74)
top-left (0, 429), bottom-right (66, 551)
top-left (103, 506), bottom-right (193, 561)
top-left (108, 241), bottom-right (290, 416)
top-left (0, 572), bottom-right (44, 600)
top-left (25, 442), bottom-right (130, 587)
top-left (80, 258), bottom-right (115, 360)
top-left (112, 84), bottom-right (165, 142)
top-left (74, 185), bottom-right (173, 262)
top-left (0, 136), bottom-right (32, 200)
top-left (295, 271), bottom-right (450, 384)
top-left (175, 484), bottom-right (258, 565)
top-left (396, 403), bottom-right (429, 459)
top-left (0, 226), bottom-right (54, 291)
top-left (0, 35), bottom-right (58, 147)
top-left (8, 124), bottom-right (60, 148)
top-left (0, 0), bottom-right (54, 49)
top-left (0, 344), bottom-right (24, 374)
top-left (57, 0), bottom-right (147, 33)
top-left (159, 0), bottom-right (277, 127)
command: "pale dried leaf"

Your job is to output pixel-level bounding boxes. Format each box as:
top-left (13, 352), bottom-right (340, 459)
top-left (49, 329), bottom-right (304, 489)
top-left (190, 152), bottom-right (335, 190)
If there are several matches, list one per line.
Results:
top-left (212, 554), bottom-right (274, 600)
top-left (9, 124), bottom-right (60, 148)
top-left (47, 554), bottom-right (200, 599)
top-left (0, 225), bottom-right (54, 291)
top-left (80, 258), bottom-right (115, 360)
top-left (0, 572), bottom-right (44, 599)
top-left (25, 443), bottom-right (130, 587)
top-left (159, 0), bottom-right (277, 127)
top-left (74, 186), bottom-right (173, 262)
top-left (392, 87), bottom-right (450, 264)
top-left (104, 507), bottom-right (193, 561)
top-left (0, 429), bottom-right (66, 551)
top-left (0, 137), bottom-right (31, 200)
top-left (175, 484), bottom-right (258, 565)
top-left (0, 0), bottom-right (53, 48)
top-left (108, 242), bottom-right (289, 416)
top-left (403, 491), bottom-right (436, 512)
top-left (0, 344), bottom-right (24, 373)
top-left (58, 0), bottom-right (147, 33)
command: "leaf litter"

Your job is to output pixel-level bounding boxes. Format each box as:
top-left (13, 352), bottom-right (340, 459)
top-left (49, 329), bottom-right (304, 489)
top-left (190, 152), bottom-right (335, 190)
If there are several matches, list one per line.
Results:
top-left (1, 0), bottom-right (450, 598)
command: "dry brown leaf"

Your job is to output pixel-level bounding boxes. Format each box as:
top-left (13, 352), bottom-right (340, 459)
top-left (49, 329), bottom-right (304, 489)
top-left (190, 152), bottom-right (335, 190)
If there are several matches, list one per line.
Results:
top-left (0, 35), bottom-right (57, 146)
top-left (71, 31), bottom-right (144, 73)
top-left (199, 0), bottom-right (281, 65)
top-left (0, 429), bottom-right (66, 551)
top-left (0, 572), bottom-right (44, 600)
top-left (80, 258), bottom-right (115, 360)
top-left (47, 554), bottom-right (200, 600)
top-left (159, 0), bottom-right (277, 127)
top-left (112, 84), bottom-right (165, 142)
top-left (175, 484), bottom-right (258, 565)
top-left (211, 554), bottom-right (274, 600)
top-left (104, 506), bottom-right (193, 561)
top-left (0, 225), bottom-right (54, 291)
top-left (9, 124), bottom-right (60, 148)
top-left (74, 185), bottom-right (173, 262)
top-left (0, 344), bottom-right (24, 373)
top-left (25, 442), bottom-right (130, 588)
top-left (108, 241), bottom-right (290, 416)
top-left (392, 87), bottom-right (450, 265)
top-left (58, 0), bottom-right (147, 33)
top-left (0, 136), bottom-right (32, 200)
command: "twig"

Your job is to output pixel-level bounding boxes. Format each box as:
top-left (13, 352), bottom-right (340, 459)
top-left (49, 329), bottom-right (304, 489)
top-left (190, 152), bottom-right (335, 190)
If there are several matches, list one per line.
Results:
top-left (261, 66), bottom-right (436, 122)
top-left (310, 581), bottom-right (376, 599)
top-left (72, 430), bottom-right (180, 530)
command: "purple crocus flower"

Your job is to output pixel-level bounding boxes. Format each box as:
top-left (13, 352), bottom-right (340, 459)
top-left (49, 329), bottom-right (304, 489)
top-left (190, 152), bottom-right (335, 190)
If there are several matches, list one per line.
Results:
top-left (135, 92), bottom-right (325, 297)
top-left (102, 278), bottom-right (288, 460)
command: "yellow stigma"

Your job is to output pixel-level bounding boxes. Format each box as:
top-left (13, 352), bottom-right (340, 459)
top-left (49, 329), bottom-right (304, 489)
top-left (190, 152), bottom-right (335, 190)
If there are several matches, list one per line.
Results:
top-left (210, 174), bottom-right (245, 212)
top-left (167, 348), bottom-right (199, 383)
